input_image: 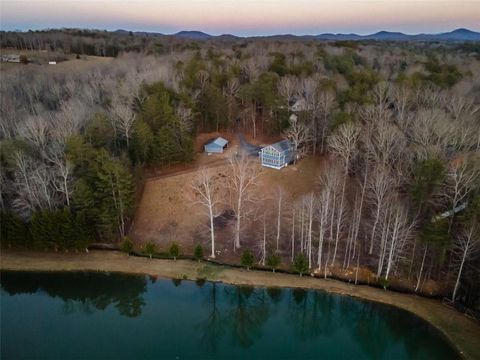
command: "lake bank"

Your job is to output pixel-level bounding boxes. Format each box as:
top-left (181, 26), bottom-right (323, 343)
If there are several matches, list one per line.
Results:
top-left (2, 250), bottom-right (479, 360)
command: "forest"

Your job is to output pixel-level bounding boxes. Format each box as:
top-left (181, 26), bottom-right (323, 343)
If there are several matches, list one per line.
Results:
top-left (1, 30), bottom-right (479, 313)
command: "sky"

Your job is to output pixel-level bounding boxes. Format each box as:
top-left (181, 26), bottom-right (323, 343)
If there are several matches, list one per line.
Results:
top-left (1, 0), bottom-right (480, 36)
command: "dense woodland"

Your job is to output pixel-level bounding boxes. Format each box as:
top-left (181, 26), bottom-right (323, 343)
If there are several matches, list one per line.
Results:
top-left (1, 30), bottom-right (479, 312)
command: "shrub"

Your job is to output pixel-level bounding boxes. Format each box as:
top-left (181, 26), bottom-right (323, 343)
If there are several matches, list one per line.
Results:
top-left (378, 277), bottom-right (389, 290)
top-left (241, 250), bottom-right (255, 270)
top-left (121, 237), bottom-right (134, 255)
top-left (266, 254), bottom-right (281, 272)
top-left (293, 254), bottom-right (308, 276)
top-left (143, 241), bottom-right (156, 259)
top-left (169, 242), bottom-right (180, 260)
top-left (194, 244), bottom-right (203, 262)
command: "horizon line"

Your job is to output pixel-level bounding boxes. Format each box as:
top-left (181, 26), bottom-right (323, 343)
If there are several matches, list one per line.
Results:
top-left (2, 26), bottom-right (479, 38)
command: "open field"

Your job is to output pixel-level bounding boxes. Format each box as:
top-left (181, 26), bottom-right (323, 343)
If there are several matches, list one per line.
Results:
top-left (0, 49), bottom-right (113, 73)
top-left (1, 250), bottom-right (479, 360)
top-left (132, 148), bottom-right (325, 256)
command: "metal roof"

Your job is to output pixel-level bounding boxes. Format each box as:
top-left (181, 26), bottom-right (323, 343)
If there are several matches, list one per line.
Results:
top-left (206, 137), bottom-right (229, 147)
top-left (270, 140), bottom-right (292, 152)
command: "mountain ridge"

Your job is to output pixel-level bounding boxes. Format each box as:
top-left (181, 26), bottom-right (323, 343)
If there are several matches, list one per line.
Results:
top-left (104, 28), bottom-right (480, 41)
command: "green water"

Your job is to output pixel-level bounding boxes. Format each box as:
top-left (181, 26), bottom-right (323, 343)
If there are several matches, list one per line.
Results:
top-left (1, 271), bottom-right (459, 359)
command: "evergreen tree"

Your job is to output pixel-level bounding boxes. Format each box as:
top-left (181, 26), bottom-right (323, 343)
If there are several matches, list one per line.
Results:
top-left (72, 178), bottom-right (98, 238)
top-left (121, 236), bottom-right (134, 255)
top-left (241, 250), bottom-right (255, 270)
top-left (144, 241), bottom-right (156, 259)
top-left (194, 244), bottom-right (203, 261)
top-left (169, 242), bottom-right (180, 260)
top-left (94, 150), bottom-right (134, 240)
top-left (293, 254), bottom-right (309, 276)
top-left (410, 158), bottom-right (445, 210)
top-left (0, 211), bottom-right (29, 248)
top-left (131, 119), bottom-right (154, 164)
top-left (266, 254), bottom-right (281, 272)
top-left (31, 211), bottom-right (56, 250)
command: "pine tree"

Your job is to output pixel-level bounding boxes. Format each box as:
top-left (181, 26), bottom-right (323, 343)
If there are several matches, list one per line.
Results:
top-left (194, 244), bottom-right (203, 261)
top-left (0, 211), bottom-right (29, 248)
top-left (241, 250), bottom-right (255, 270)
top-left (293, 254), bottom-right (309, 276)
top-left (169, 242), bottom-right (180, 260)
top-left (31, 211), bottom-right (56, 250)
top-left (131, 119), bottom-right (154, 164)
top-left (94, 150), bottom-right (134, 240)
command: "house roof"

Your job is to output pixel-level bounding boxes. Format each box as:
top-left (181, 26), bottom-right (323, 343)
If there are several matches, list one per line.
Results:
top-left (265, 140), bottom-right (292, 153)
top-left (206, 137), bottom-right (229, 147)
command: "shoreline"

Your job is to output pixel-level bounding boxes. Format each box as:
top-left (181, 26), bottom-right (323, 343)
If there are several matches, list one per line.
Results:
top-left (1, 250), bottom-right (479, 360)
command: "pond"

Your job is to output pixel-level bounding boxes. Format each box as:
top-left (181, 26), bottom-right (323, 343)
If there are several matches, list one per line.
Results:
top-left (1, 271), bottom-right (459, 359)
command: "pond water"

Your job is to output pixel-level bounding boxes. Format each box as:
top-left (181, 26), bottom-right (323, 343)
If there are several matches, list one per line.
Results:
top-left (1, 271), bottom-right (460, 359)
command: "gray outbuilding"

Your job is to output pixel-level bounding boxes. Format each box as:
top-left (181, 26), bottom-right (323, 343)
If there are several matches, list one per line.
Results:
top-left (204, 137), bottom-right (229, 154)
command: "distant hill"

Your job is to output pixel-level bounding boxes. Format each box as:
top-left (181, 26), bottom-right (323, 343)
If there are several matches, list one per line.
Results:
top-left (173, 31), bottom-right (212, 40)
top-left (114, 29), bottom-right (163, 37)
top-left (312, 28), bottom-right (480, 41)
top-left (433, 28), bottom-right (480, 41)
top-left (46, 27), bottom-right (480, 42)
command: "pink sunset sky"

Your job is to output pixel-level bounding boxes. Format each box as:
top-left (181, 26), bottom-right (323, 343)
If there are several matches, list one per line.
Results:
top-left (1, 0), bottom-right (479, 35)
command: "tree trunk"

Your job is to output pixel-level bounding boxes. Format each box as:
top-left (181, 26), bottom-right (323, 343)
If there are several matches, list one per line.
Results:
top-left (452, 242), bottom-right (469, 301)
top-left (276, 190), bottom-right (282, 252)
top-left (262, 215), bottom-right (267, 266)
top-left (291, 208), bottom-right (295, 262)
top-left (415, 244), bottom-right (428, 292)
top-left (235, 194), bottom-right (242, 250)
top-left (307, 194), bottom-right (314, 269)
top-left (209, 205), bottom-right (216, 258)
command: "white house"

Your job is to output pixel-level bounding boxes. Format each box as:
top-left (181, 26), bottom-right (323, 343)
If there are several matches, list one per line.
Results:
top-left (259, 140), bottom-right (294, 170)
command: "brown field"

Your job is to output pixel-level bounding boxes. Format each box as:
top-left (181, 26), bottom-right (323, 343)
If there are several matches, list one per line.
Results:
top-left (0, 49), bottom-right (113, 73)
top-left (132, 151), bottom-right (325, 256)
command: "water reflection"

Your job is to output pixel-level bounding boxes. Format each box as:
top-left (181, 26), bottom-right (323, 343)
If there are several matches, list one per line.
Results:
top-left (1, 271), bottom-right (460, 360)
top-left (197, 282), bottom-right (225, 352)
top-left (0, 271), bottom-right (147, 317)
top-left (288, 289), bottom-right (329, 340)
top-left (225, 286), bottom-right (269, 348)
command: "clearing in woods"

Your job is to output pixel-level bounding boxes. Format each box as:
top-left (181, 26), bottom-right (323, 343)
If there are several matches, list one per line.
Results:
top-left (132, 132), bottom-right (325, 257)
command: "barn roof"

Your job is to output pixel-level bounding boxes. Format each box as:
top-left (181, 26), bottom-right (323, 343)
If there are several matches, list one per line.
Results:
top-left (206, 137), bottom-right (229, 147)
top-left (270, 140), bottom-right (292, 152)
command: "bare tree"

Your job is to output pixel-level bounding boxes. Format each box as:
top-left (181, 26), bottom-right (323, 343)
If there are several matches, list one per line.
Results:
top-left (318, 162), bottom-right (342, 271)
top-left (176, 104), bottom-right (194, 133)
top-left (277, 75), bottom-right (299, 109)
top-left (228, 152), bottom-right (261, 250)
top-left (46, 144), bottom-right (74, 207)
top-left (443, 157), bottom-right (480, 231)
top-left (305, 192), bottom-right (315, 268)
top-left (53, 99), bottom-right (90, 142)
top-left (111, 94), bottom-right (135, 148)
top-left (367, 166), bottom-right (396, 254)
top-left (317, 90), bottom-right (335, 153)
top-left (283, 114), bottom-right (313, 163)
top-left (275, 186), bottom-right (284, 252)
top-left (316, 188), bottom-right (330, 270)
top-left (377, 199), bottom-right (415, 280)
top-left (192, 168), bottom-right (221, 258)
top-left (328, 122), bottom-right (360, 265)
top-left (223, 78), bottom-right (240, 123)
top-left (17, 115), bottom-right (50, 151)
top-left (451, 223), bottom-right (480, 301)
